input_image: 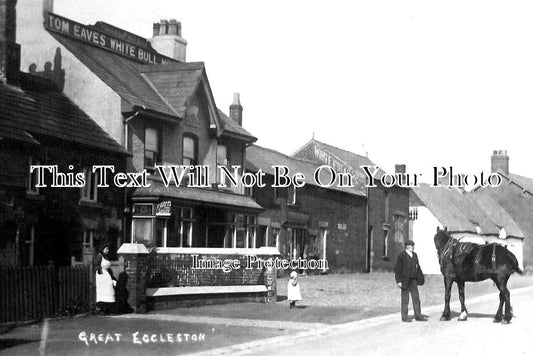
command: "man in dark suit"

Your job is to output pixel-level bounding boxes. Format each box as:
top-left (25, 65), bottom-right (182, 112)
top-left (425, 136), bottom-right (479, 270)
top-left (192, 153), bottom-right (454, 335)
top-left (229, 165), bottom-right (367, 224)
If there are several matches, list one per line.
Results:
top-left (394, 240), bottom-right (427, 322)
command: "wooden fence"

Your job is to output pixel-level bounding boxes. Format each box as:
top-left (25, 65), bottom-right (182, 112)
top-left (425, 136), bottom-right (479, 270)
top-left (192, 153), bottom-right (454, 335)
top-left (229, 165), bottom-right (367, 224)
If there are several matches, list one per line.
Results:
top-left (0, 265), bottom-right (94, 323)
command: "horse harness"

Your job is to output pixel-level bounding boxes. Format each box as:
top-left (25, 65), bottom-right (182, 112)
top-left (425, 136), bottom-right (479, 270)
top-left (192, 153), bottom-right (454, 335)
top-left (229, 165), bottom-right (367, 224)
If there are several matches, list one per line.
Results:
top-left (442, 238), bottom-right (498, 273)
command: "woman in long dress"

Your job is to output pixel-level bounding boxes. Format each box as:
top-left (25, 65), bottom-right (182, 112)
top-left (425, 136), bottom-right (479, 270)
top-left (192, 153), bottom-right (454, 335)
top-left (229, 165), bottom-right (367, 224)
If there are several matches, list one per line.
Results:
top-left (95, 244), bottom-right (116, 314)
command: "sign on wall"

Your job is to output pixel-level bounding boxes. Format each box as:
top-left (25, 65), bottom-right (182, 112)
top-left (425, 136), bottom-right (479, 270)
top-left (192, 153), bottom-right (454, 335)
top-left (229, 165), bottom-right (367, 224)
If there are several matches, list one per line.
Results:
top-left (156, 201), bottom-right (172, 216)
top-left (45, 13), bottom-right (174, 65)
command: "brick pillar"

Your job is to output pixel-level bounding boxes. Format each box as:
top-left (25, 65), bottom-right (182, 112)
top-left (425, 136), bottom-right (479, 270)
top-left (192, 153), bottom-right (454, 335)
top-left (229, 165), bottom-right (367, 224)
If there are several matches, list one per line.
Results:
top-left (117, 243), bottom-right (149, 313)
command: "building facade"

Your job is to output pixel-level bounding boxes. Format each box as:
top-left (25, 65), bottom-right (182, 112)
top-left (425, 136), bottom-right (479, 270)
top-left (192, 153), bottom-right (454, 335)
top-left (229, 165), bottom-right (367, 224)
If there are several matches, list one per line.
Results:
top-left (1, 2), bottom-right (128, 266)
top-left (292, 139), bottom-right (410, 272)
top-left (246, 145), bottom-right (367, 273)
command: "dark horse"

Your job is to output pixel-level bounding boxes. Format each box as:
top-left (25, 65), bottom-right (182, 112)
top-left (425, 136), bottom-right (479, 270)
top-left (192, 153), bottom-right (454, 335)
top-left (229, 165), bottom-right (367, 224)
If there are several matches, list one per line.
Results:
top-left (434, 227), bottom-right (522, 324)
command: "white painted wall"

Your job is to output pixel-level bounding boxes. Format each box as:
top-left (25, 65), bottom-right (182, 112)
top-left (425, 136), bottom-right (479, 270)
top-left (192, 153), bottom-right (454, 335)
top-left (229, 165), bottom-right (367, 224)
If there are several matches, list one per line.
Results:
top-left (16, 0), bottom-right (124, 145)
top-left (409, 206), bottom-right (442, 274)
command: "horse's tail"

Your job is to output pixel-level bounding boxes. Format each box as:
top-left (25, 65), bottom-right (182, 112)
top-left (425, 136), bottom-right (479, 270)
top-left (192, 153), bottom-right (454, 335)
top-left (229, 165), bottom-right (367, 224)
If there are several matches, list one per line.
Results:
top-left (507, 248), bottom-right (524, 275)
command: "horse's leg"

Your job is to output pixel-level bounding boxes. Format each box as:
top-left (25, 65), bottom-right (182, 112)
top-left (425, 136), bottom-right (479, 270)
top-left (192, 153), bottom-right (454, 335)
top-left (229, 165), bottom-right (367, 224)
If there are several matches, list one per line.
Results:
top-left (440, 277), bottom-right (453, 321)
top-left (501, 275), bottom-right (512, 324)
top-left (491, 275), bottom-right (505, 323)
top-left (457, 280), bottom-right (468, 321)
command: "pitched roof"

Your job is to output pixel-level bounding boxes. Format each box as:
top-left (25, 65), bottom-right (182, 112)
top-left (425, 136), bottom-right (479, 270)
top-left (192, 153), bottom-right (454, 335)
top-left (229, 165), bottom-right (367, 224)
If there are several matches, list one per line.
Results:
top-left (295, 139), bottom-right (387, 176)
top-left (133, 179), bottom-right (263, 211)
top-left (246, 144), bottom-right (365, 197)
top-left (51, 33), bottom-right (178, 117)
top-left (217, 110), bottom-right (256, 142)
top-left (0, 74), bottom-right (128, 155)
top-left (412, 184), bottom-right (524, 238)
top-left (508, 173), bottom-right (533, 194)
top-left (50, 32), bottom-right (256, 141)
top-left (138, 62), bottom-right (205, 117)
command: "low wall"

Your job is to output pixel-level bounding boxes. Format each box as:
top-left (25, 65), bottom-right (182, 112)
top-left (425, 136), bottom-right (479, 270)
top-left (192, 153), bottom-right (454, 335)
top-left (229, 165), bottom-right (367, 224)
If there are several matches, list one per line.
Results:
top-left (118, 244), bottom-right (279, 312)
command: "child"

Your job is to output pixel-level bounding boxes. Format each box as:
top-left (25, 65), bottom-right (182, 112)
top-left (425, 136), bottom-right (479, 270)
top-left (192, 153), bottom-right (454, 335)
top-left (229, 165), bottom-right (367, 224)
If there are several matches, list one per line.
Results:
top-left (287, 271), bottom-right (302, 309)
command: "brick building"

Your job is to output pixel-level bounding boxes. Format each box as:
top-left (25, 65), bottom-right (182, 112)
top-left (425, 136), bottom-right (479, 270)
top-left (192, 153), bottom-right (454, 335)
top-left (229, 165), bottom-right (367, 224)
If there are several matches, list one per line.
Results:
top-left (0, 0), bottom-right (128, 266)
top-left (293, 139), bottom-right (410, 272)
top-left (12, 0), bottom-right (278, 307)
top-left (246, 145), bottom-right (367, 273)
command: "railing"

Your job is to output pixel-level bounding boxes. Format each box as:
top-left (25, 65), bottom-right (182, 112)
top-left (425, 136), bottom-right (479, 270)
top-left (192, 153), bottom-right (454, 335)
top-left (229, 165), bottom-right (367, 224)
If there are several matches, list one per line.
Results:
top-left (0, 265), bottom-right (94, 323)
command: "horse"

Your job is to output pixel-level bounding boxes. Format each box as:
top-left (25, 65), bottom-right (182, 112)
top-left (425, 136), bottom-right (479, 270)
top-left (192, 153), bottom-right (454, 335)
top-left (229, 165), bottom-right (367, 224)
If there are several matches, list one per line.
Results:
top-left (434, 226), bottom-right (522, 324)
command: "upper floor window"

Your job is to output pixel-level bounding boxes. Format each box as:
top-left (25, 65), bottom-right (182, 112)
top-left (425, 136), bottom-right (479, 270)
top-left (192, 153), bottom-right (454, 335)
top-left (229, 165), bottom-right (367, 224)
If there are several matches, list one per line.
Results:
top-left (217, 145), bottom-right (229, 167)
top-left (186, 105), bottom-right (199, 126)
top-left (409, 207), bottom-right (418, 220)
top-left (27, 157), bottom-right (40, 195)
top-left (183, 135), bottom-right (197, 166)
top-left (81, 167), bottom-right (98, 202)
top-left (145, 127), bottom-right (161, 169)
top-left (288, 185), bottom-right (297, 205)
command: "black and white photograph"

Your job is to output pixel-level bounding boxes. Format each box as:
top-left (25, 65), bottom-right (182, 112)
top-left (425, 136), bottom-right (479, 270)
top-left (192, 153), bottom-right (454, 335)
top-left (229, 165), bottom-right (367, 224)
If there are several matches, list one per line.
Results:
top-left (1, 1), bottom-right (533, 355)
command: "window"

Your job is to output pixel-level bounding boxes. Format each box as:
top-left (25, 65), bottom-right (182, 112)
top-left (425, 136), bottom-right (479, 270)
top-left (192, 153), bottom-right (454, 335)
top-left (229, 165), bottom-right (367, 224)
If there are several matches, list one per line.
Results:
top-left (27, 157), bottom-right (40, 194)
top-left (288, 185), bottom-right (297, 205)
top-left (383, 228), bottom-right (389, 257)
top-left (145, 127), bottom-right (161, 169)
top-left (81, 167), bottom-right (98, 202)
top-left (409, 207), bottom-right (418, 220)
top-left (228, 214), bottom-right (257, 248)
top-left (217, 144), bottom-right (228, 167)
top-left (384, 191), bottom-right (390, 221)
top-left (166, 207), bottom-right (194, 247)
top-left (185, 105), bottom-right (199, 125)
top-left (132, 204), bottom-right (154, 244)
top-left (182, 135), bottom-right (197, 166)
top-left (217, 144), bottom-right (231, 186)
top-left (271, 227), bottom-right (281, 249)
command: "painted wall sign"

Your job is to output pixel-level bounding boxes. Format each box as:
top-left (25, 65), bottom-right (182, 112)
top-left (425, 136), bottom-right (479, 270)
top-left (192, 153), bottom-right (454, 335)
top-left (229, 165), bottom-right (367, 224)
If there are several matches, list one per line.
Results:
top-left (45, 13), bottom-right (174, 65)
top-left (156, 201), bottom-right (172, 216)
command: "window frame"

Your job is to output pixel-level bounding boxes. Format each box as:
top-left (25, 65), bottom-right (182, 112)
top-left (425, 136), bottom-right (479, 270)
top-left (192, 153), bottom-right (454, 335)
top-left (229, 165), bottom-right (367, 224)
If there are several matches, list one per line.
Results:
top-left (144, 126), bottom-right (162, 169)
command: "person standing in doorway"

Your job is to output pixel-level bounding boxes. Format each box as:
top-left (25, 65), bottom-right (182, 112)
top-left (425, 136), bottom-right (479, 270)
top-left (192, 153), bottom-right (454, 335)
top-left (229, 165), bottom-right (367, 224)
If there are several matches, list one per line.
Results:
top-left (394, 240), bottom-right (427, 322)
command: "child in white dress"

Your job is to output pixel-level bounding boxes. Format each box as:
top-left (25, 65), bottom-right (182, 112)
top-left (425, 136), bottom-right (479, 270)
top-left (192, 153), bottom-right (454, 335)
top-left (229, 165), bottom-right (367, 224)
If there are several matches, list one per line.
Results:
top-left (287, 271), bottom-right (302, 309)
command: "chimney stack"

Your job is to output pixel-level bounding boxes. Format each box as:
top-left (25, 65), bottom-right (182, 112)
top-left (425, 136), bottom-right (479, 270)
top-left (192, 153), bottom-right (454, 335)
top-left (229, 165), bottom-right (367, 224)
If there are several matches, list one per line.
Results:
top-left (0, 0), bottom-right (20, 84)
top-left (229, 92), bottom-right (243, 126)
top-left (149, 19), bottom-right (187, 62)
top-left (491, 150), bottom-right (509, 175)
top-left (395, 164), bottom-right (406, 174)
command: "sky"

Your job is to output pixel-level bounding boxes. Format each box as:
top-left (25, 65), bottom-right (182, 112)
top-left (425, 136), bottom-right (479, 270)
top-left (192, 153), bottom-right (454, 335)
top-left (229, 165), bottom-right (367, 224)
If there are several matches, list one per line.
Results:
top-left (54, 0), bottom-right (533, 184)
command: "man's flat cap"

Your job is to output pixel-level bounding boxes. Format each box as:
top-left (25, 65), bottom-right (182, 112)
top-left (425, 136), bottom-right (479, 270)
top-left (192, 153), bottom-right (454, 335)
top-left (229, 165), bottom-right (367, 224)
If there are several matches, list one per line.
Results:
top-left (404, 240), bottom-right (415, 246)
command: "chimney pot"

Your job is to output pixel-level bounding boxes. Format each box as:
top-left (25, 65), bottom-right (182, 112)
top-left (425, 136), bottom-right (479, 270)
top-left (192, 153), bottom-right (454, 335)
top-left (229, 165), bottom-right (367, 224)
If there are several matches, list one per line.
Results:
top-left (149, 18), bottom-right (187, 62)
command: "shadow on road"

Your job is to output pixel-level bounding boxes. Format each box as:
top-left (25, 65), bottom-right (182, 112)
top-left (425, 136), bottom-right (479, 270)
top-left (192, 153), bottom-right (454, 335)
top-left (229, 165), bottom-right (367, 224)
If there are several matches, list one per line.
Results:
top-left (0, 338), bottom-right (38, 352)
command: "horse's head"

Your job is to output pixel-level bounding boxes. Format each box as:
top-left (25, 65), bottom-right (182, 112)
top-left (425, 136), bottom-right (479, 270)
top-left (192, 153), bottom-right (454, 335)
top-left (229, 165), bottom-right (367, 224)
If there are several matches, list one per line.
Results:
top-left (434, 226), bottom-right (451, 255)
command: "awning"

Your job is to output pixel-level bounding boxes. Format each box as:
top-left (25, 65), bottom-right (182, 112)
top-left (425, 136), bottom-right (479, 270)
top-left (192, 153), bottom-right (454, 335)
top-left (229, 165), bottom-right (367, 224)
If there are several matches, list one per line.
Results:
top-left (133, 179), bottom-right (263, 211)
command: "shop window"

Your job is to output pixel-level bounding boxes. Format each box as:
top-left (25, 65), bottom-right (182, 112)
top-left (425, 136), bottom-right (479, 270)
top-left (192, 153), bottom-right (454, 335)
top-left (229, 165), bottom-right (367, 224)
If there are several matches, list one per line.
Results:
top-left (81, 167), bottom-right (98, 202)
top-left (271, 227), bottom-right (281, 249)
top-left (27, 157), bottom-right (40, 195)
top-left (166, 207), bottom-right (194, 247)
top-left (132, 203), bottom-right (154, 244)
top-left (182, 135), bottom-right (197, 166)
top-left (246, 216), bottom-right (257, 248)
top-left (145, 127), bottom-right (161, 169)
top-left (256, 225), bottom-right (267, 247)
top-left (227, 214), bottom-right (257, 248)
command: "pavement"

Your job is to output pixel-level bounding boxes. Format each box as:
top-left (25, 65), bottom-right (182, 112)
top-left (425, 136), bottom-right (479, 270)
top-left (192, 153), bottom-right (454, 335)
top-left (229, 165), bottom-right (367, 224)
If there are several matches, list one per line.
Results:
top-left (1, 285), bottom-right (533, 356)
